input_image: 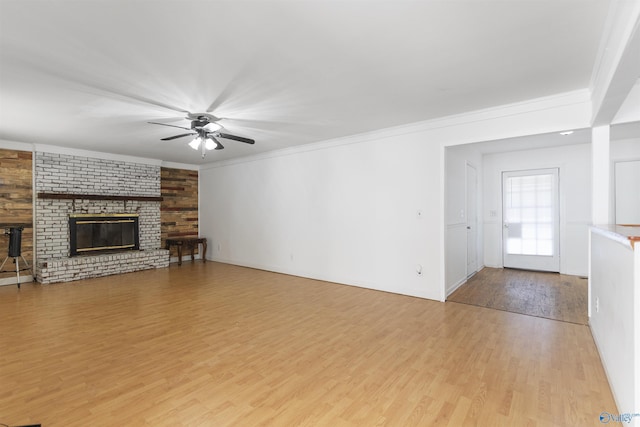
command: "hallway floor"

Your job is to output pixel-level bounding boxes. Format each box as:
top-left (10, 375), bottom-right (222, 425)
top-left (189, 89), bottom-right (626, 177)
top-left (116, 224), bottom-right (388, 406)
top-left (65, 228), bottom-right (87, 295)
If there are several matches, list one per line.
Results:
top-left (447, 267), bottom-right (588, 325)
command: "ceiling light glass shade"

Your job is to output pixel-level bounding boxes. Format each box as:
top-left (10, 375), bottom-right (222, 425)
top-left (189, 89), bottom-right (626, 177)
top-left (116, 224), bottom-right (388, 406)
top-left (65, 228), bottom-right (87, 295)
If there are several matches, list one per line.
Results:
top-left (204, 122), bottom-right (222, 131)
top-left (205, 138), bottom-right (217, 150)
top-left (188, 137), bottom-right (202, 150)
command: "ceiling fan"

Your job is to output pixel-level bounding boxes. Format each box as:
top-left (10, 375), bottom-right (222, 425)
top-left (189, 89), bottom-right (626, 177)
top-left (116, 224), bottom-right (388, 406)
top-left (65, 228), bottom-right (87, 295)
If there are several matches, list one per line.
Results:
top-left (149, 113), bottom-right (255, 158)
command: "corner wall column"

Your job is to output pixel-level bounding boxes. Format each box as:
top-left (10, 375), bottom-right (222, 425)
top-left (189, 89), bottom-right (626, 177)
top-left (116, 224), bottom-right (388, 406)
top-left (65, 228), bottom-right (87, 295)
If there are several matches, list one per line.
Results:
top-left (592, 125), bottom-right (611, 225)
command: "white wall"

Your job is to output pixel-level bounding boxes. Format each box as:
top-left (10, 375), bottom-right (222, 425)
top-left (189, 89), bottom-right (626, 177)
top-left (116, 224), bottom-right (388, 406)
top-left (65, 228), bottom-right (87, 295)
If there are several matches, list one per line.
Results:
top-left (615, 160), bottom-right (640, 224)
top-left (201, 132), bottom-right (442, 300)
top-left (445, 144), bottom-right (483, 295)
top-left (483, 143), bottom-right (592, 276)
top-left (611, 137), bottom-right (640, 224)
top-left (612, 138), bottom-right (640, 159)
top-left (590, 228), bottom-right (640, 424)
top-left (199, 91), bottom-right (592, 301)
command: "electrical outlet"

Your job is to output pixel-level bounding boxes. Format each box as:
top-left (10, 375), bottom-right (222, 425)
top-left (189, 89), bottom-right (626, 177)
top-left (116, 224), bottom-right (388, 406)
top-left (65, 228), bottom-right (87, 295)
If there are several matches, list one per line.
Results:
top-left (595, 297), bottom-right (599, 313)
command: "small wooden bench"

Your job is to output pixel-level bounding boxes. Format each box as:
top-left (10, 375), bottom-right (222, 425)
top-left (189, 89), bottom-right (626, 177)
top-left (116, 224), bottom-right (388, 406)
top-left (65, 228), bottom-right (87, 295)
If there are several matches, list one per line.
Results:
top-left (165, 237), bottom-right (207, 266)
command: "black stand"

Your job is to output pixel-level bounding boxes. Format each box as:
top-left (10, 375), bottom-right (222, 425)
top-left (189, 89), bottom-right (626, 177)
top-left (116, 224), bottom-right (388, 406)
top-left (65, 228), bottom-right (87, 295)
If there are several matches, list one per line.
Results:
top-left (1, 226), bottom-right (33, 289)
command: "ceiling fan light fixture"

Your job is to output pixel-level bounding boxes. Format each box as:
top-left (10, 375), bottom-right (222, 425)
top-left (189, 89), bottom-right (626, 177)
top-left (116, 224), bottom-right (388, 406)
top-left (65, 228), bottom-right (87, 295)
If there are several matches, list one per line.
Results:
top-left (205, 137), bottom-right (217, 150)
top-left (188, 137), bottom-right (202, 150)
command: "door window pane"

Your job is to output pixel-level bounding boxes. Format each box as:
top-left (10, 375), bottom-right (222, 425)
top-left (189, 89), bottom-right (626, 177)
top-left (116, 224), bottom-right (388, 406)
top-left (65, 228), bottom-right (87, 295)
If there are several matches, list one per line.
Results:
top-left (505, 173), bottom-right (555, 256)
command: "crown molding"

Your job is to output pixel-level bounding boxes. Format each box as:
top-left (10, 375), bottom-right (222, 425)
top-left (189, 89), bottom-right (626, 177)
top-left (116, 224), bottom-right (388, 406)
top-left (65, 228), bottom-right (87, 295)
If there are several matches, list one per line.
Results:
top-left (161, 161), bottom-right (200, 171)
top-left (201, 89), bottom-right (592, 171)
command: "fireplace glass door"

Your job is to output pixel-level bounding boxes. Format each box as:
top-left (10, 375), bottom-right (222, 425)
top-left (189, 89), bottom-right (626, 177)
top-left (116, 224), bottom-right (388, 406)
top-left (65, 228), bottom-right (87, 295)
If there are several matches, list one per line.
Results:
top-left (69, 214), bottom-right (139, 256)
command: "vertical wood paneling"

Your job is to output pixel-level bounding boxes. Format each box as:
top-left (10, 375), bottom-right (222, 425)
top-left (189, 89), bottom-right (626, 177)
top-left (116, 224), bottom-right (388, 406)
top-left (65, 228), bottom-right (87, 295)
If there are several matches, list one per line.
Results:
top-left (0, 149), bottom-right (33, 279)
top-left (160, 167), bottom-right (199, 258)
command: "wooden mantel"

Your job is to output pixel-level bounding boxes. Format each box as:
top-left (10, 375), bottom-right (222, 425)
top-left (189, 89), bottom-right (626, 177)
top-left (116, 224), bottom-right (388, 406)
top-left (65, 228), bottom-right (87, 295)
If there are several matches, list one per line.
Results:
top-left (37, 193), bottom-right (163, 202)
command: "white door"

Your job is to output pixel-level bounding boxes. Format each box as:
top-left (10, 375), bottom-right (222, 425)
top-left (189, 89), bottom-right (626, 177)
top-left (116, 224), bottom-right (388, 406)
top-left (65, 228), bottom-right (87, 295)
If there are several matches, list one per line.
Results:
top-left (466, 163), bottom-right (478, 277)
top-left (502, 168), bottom-right (560, 272)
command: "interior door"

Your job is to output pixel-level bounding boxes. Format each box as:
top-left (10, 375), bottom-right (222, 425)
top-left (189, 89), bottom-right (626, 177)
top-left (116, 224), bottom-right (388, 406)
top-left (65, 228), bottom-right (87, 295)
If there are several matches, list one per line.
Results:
top-left (466, 163), bottom-right (478, 277)
top-left (502, 168), bottom-right (560, 272)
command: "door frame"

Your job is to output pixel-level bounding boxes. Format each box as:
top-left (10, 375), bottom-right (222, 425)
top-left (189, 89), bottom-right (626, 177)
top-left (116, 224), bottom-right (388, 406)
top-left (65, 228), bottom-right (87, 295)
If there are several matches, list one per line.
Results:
top-left (466, 162), bottom-right (478, 278)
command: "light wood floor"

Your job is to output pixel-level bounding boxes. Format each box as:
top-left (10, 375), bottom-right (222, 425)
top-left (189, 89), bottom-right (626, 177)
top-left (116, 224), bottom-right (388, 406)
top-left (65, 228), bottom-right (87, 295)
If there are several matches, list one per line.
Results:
top-left (448, 268), bottom-right (588, 325)
top-left (0, 262), bottom-right (614, 426)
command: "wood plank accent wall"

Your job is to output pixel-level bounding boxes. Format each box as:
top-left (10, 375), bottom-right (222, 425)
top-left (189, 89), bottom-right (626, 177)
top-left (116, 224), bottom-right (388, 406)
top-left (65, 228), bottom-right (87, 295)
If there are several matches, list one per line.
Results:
top-left (0, 149), bottom-right (33, 279)
top-left (161, 167), bottom-right (199, 258)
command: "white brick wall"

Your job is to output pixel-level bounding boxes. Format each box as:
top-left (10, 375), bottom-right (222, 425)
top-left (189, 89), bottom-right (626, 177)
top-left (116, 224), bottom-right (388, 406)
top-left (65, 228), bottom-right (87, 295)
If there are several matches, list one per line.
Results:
top-left (34, 152), bottom-right (168, 283)
top-left (35, 152), bottom-right (160, 196)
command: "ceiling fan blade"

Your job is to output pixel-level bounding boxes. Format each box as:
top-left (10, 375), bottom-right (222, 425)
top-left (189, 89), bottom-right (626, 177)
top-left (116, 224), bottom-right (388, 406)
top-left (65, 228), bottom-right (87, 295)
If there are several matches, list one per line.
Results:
top-left (218, 132), bottom-right (255, 144)
top-left (161, 133), bottom-right (196, 141)
top-left (148, 121), bottom-right (191, 131)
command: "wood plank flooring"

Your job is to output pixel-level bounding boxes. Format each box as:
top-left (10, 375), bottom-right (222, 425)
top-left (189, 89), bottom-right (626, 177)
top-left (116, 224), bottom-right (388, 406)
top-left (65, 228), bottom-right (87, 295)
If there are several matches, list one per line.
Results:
top-left (0, 262), bottom-right (614, 426)
top-left (448, 268), bottom-right (588, 325)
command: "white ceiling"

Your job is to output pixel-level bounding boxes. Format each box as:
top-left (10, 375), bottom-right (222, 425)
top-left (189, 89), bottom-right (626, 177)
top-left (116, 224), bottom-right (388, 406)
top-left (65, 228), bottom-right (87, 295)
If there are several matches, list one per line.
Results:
top-left (0, 0), bottom-right (613, 164)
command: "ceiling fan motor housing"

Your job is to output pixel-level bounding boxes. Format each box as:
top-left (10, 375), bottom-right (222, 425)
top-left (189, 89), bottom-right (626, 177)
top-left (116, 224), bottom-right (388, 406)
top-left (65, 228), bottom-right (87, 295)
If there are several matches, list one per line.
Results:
top-left (191, 119), bottom-right (209, 129)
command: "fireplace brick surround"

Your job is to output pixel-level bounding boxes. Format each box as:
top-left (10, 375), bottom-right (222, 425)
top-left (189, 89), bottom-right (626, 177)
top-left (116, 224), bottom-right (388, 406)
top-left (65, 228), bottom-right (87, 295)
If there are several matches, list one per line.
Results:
top-left (35, 152), bottom-right (169, 284)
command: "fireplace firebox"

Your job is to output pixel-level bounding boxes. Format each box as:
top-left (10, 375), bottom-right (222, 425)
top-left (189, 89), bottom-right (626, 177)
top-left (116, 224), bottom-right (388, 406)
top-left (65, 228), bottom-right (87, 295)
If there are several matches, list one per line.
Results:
top-left (69, 214), bottom-right (139, 256)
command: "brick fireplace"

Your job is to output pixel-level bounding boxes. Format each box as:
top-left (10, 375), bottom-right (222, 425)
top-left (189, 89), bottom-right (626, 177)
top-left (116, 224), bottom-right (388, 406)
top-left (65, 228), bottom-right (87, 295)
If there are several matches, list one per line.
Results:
top-left (34, 152), bottom-right (169, 284)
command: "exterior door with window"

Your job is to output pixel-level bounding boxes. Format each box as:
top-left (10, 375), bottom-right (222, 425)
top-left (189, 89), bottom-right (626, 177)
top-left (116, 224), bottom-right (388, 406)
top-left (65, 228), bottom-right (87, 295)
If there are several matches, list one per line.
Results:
top-left (502, 168), bottom-right (560, 272)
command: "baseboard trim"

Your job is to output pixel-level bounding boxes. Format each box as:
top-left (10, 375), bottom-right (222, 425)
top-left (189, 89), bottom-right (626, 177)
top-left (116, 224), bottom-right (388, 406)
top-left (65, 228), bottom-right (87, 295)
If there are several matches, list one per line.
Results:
top-left (446, 277), bottom-right (467, 298)
top-left (0, 275), bottom-right (34, 286)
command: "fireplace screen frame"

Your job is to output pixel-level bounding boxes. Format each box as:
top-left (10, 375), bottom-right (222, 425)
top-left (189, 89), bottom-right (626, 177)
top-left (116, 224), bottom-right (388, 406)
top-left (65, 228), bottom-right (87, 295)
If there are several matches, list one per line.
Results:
top-left (69, 213), bottom-right (140, 257)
